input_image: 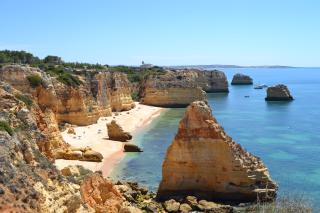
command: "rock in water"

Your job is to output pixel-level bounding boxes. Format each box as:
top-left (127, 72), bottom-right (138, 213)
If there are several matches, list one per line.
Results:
top-left (265, 84), bottom-right (294, 101)
top-left (107, 120), bottom-right (132, 142)
top-left (157, 101), bottom-right (277, 202)
top-left (124, 143), bottom-right (143, 152)
top-left (231, 73), bottom-right (253, 85)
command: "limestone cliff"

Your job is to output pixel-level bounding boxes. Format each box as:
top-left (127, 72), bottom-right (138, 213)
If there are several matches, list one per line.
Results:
top-left (107, 72), bottom-right (136, 111)
top-left (0, 65), bottom-right (135, 125)
top-left (140, 70), bottom-right (208, 107)
top-left (0, 84), bottom-right (92, 212)
top-left (140, 69), bottom-right (228, 107)
top-left (157, 101), bottom-right (277, 202)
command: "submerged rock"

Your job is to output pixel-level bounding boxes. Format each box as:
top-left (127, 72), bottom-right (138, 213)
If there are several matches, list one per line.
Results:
top-left (107, 120), bottom-right (132, 142)
top-left (231, 73), bottom-right (253, 85)
top-left (157, 101), bottom-right (277, 203)
top-left (265, 84), bottom-right (294, 101)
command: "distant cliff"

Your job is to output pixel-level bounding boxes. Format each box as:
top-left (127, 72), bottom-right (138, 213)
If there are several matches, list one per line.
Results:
top-left (139, 69), bottom-right (228, 107)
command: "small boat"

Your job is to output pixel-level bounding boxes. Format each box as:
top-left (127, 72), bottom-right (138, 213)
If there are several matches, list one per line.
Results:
top-left (254, 84), bottom-right (268, 89)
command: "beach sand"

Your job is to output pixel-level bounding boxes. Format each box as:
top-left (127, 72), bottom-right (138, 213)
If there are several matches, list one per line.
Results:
top-left (55, 102), bottom-right (164, 176)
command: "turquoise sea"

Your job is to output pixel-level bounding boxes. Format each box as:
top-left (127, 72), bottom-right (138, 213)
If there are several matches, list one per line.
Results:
top-left (110, 68), bottom-right (320, 209)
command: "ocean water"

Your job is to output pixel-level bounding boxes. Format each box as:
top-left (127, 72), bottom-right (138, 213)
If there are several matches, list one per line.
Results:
top-left (110, 68), bottom-right (320, 208)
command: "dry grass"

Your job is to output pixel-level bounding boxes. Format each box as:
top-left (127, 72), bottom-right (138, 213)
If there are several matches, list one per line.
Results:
top-left (252, 194), bottom-right (313, 213)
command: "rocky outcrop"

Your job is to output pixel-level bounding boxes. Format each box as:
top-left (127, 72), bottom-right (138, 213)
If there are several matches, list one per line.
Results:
top-left (140, 69), bottom-right (228, 107)
top-left (107, 120), bottom-right (132, 142)
top-left (265, 84), bottom-right (294, 101)
top-left (0, 84), bottom-right (92, 212)
top-left (108, 72), bottom-right (136, 111)
top-left (80, 173), bottom-right (124, 213)
top-left (0, 65), bottom-right (135, 126)
top-left (124, 144), bottom-right (143, 152)
top-left (55, 147), bottom-right (103, 162)
top-left (157, 101), bottom-right (277, 202)
top-left (231, 73), bottom-right (253, 85)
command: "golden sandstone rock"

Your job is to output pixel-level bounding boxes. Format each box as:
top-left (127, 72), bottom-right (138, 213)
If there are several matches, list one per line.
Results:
top-left (139, 69), bottom-right (229, 107)
top-left (157, 101), bottom-right (277, 202)
top-left (80, 173), bottom-right (124, 213)
top-left (67, 127), bottom-right (76, 134)
top-left (0, 65), bottom-right (135, 126)
top-left (107, 120), bottom-right (132, 142)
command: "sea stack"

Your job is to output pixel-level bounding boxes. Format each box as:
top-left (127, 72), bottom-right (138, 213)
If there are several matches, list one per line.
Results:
top-left (231, 73), bottom-right (253, 85)
top-left (157, 101), bottom-right (277, 202)
top-left (265, 84), bottom-right (294, 101)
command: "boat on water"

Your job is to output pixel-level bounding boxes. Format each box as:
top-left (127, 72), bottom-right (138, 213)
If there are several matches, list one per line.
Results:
top-left (254, 84), bottom-right (268, 89)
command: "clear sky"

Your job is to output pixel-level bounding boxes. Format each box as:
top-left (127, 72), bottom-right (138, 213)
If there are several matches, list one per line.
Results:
top-left (1, 0), bottom-right (319, 66)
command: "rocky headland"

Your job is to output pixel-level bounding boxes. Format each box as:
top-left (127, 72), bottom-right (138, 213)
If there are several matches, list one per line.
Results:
top-left (139, 69), bottom-right (228, 107)
top-left (157, 101), bottom-right (277, 203)
top-left (231, 73), bottom-right (253, 85)
top-left (265, 84), bottom-right (294, 101)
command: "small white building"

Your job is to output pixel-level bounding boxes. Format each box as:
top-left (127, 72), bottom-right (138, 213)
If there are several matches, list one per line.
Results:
top-left (140, 61), bottom-right (154, 68)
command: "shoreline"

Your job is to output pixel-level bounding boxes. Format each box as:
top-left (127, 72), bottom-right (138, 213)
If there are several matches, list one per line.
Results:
top-left (55, 102), bottom-right (164, 176)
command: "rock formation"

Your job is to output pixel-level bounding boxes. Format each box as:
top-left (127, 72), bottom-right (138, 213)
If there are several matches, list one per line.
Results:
top-left (55, 147), bottom-right (103, 162)
top-left (107, 120), bottom-right (132, 142)
top-left (124, 143), bottom-right (143, 152)
top-left (231, 73), bottom-right (253, 85)
top-left (140, 69), bottom-right (228, 107)
top-left (265, 84), bottom-right (294, 101)
top-left (0, 84), bottom-right (92, 212)
top-left (157, 101), bottom-right (277, 202)
top-left (80, 173), bottom-right (124, 213)
top-left (0, 65), bottom-right (135, 126)
top-left (108, 72), bottom-right (136, 111)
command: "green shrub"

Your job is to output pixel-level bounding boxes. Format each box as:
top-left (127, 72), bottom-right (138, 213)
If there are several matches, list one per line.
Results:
top-left (109, 66), bottom-right (166, 83)
top-left (46, 66), bottom-right (82, 87)
top-left (0, 121), bottom-right (13, 136)
top-left (15, 94), bottom-right (33, 108)
top-left (27, 74), bottom-right (43, 87)
top-left (131, 92), bottom-right (140, 101)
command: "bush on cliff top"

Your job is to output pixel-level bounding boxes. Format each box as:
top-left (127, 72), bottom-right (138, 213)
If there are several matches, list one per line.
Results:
top-left (46, 66), bottom-right (82, 87)
top-left (27, 74), bottom-right (43, 88)
top-left (109, 66), bottom-right (166, 83)
top-left (0, 121), bottom-right (13, 136)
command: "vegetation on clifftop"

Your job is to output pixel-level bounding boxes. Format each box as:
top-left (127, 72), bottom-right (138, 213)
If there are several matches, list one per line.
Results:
top-left (27, 74), bottom-right (43, 88)
top-left (109, 65), bottom-right (166, 83)
top-left (0, 50), bottom-right (167, 86)
top-left (46, 66), bottom-right (83, 87)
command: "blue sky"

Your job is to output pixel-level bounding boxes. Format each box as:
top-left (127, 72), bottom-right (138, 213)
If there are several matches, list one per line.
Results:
top-left (1, 0), bottom-right (319, 66)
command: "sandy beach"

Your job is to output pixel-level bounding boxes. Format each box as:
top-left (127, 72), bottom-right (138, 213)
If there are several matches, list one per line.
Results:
top-left (55, 102), bottom-right (164, 176)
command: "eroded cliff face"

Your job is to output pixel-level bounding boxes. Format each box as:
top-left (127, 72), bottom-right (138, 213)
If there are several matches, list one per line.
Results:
top-left (157, 101), bottom-right (277, 202)
top-left (107, 72), bottom-right (136, 112)
top-left (0, 65), bottom-right (135, 126)
top-left (140, 69), bottom-right (228, 107)
top-left (0, 84), bottom-right (92, 212)
top-left (140, 70), bottom-right (208, 107)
